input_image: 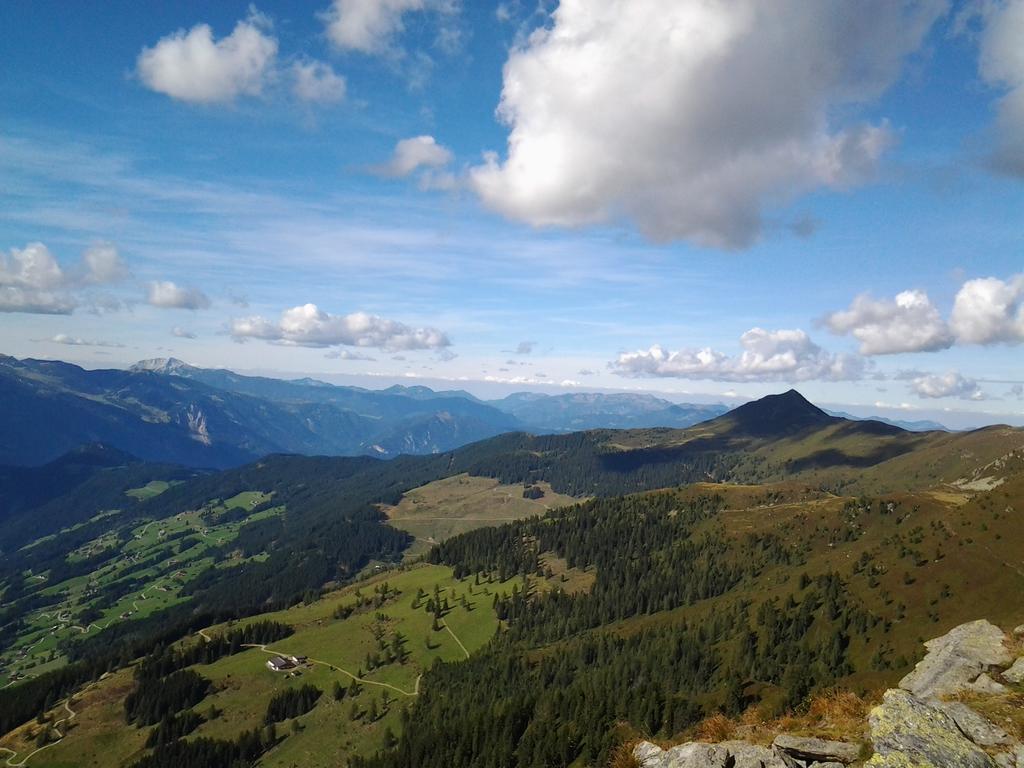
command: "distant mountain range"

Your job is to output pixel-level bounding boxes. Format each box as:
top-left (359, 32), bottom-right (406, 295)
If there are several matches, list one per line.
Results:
top-left (824, 409), bottom-right (949, 433)
top-left (0, 356), bottom-right (728, 467)
top-left (491, 391), bottom-right (727, 431)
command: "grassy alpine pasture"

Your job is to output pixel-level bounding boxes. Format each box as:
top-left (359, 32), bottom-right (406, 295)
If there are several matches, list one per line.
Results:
top-left (382, 473), bottom-right (578, 558)
top-left (199, 564), bottom-right (524, 768)
top-left (0, 492), bottom-right (280, 688)
top-left (124, 481), bottom-right (174, 501)
top-left (8, 563), bottom-right (529, 768)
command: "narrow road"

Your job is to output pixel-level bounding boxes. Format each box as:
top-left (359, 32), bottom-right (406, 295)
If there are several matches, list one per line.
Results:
top-left (69, 623), bottom-right (104, 634)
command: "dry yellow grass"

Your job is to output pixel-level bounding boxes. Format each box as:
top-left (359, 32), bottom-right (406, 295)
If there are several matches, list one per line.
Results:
top-left (381, 474), bottom-right (578, 551)
top-left (679, 690), bottom-right (877, 750)
top-left (695, 713), bottom-right (736, 742)
top-left (807, 689), bottom-right (873, 725)
top-left (607, 741), bottom-right (642, 768)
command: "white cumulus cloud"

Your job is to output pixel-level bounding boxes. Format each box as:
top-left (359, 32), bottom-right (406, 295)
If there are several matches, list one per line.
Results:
top-left (230, 303), bottom-right (450, 351)
top-left (377, 135), bottom-right (453, 177)
top-left (950, 274), bottom-right (1024, 345)
top-left (172, 327), bottom-right (198, 339)
top-left (137, 11), bottom-right (278, 104)
top-left (613, 328), bottom-right (864, 382)
top-left (823, 289), bottom-right (953, 354)
top-left (470, 0), bottom-right (946, 248)
top-left (146, 281), bottom-right (211, 310)
top-left (321, 0), bottom-right (425, 54)
top-left (910, 371), bottom-right (986, 400)
top-left (0, 242), bottom-right (127, 314)
top-left (292, 60), bottom-right (347, 103)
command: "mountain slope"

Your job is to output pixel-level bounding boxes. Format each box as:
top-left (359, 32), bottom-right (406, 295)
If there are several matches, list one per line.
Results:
top-left (0, 443), bottom-right (142, 521)
top-left (0, 357), bottom-right (520, 467)
top-left (1, 388), bottom-right (1023, 768)
top-left (0, 356), bottom-right (349, 467)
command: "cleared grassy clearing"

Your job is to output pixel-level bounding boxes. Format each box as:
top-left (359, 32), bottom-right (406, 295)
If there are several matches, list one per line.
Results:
top-left (124, 481), bottom-right (172, 501)
top-left (383, 473), bottom-right (578, 551)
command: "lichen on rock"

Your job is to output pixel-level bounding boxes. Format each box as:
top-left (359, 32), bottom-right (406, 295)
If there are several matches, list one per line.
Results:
top-left (867, 689), bottom-right (995, 768)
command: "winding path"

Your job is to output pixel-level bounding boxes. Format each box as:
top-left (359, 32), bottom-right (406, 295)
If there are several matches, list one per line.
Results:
top-left (239, 642), bottom-right (420, 698)
top-left (0, 698), bottom-right (78, 767)
top-left (192, 611), bottom-right (473, 701)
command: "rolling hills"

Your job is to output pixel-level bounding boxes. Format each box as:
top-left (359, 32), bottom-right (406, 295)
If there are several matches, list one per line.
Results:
top-left (0, 388), bottom-right (1022, 767)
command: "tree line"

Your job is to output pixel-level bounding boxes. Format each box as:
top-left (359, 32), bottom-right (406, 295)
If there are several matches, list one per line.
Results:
top-left (357, 490), bottom-right (876, 768)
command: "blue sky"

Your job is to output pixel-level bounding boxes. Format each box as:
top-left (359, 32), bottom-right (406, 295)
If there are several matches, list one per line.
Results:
top-left (1, 0), bottom-right (1023, 427)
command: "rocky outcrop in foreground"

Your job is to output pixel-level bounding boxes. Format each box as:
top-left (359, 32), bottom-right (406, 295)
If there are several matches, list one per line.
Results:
top-left (635, 735), bottom-right (858, 767)
top-left (635, 620), bottom-right (1024, 768)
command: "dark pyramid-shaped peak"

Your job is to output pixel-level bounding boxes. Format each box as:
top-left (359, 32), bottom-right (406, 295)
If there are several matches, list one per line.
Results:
top-left (718, 389), bottom-right (836, 437)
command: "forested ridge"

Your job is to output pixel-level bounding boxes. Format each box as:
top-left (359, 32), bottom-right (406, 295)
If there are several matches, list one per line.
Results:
top-left (359, 490), bottom-right (878, 768)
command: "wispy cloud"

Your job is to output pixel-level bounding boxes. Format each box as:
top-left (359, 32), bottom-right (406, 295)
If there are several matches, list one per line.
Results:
top-left (45, 333), bottom-right (125, 348)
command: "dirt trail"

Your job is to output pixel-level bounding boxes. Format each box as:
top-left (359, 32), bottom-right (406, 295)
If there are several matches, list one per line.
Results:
top-left (0, 697), bottom-right (78, 767)
top-left (441, 622), bottom-right (470, 659)
top-left (193, 613), bottom-right (474, 700)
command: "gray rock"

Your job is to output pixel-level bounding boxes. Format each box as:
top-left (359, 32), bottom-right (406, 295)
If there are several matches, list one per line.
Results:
top-left (935, 701), bottom-right (1012, 746)
top-left (1013, 625), bottom-right (1024, 637)
top-left (634, 741), bottom-right (665, 766)
top-left (632, 741), bottom-right (731, 768)
top-left (773, 734), bottom-right (860, 764)
top-left (899, 619), bottom-right (1012, 700)
top-left (719, 740), bottom-right (789, 768)
top-left (999, 745), bottom-right (1024, 768)
top-left (995, 744), bottom-right (1024, 768)
top-left (682, 743), bottom-right (728, 767)
top-left (663, 742), bottom-right (731, 768)
top-left (966, 672), bottom-right (1010, 696)
top-left (772, 746), bottom-right (803, 768)
top-left (1003, 657), bottom-right (1024, 685)
top-left (867, 688), bottom-right (996, 768)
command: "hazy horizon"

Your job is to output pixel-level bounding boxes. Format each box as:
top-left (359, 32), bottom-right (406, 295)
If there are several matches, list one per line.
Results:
top-left (12, 350), bottom-right (1022, 431)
